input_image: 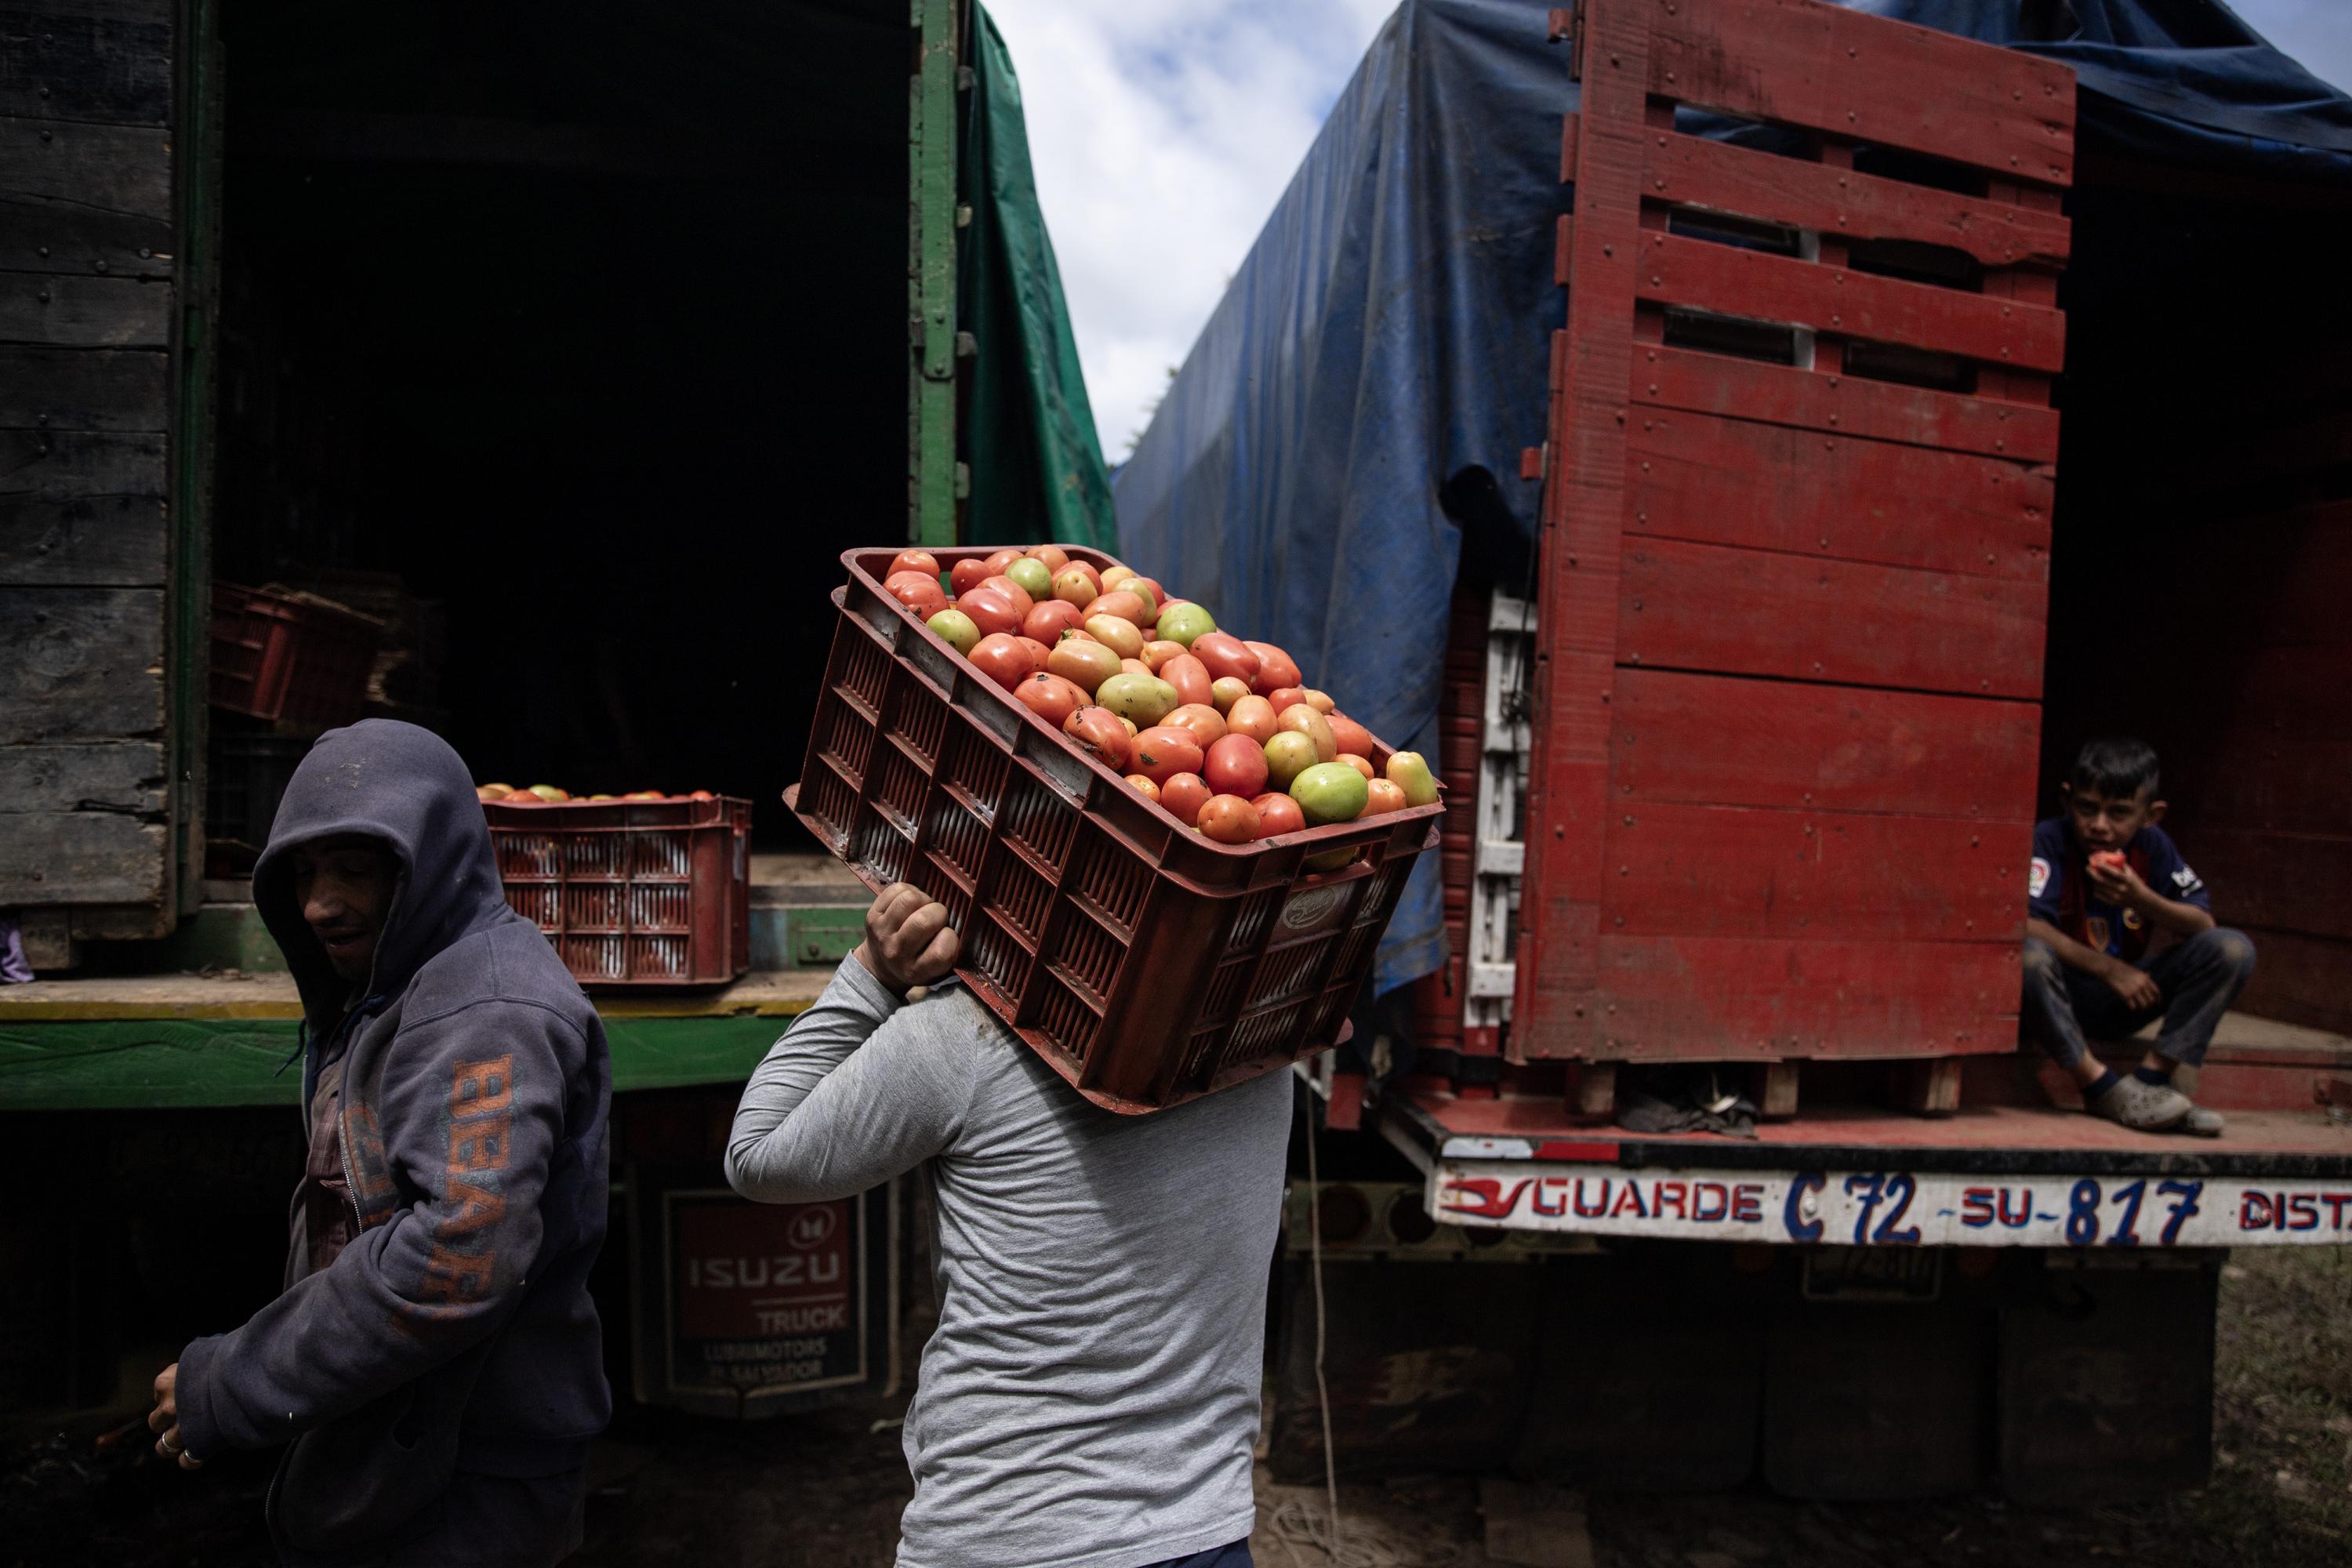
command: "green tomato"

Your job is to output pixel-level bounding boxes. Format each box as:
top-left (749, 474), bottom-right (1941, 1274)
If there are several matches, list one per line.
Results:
top-left (1095, 672), bottom-right (1177, 728)
top-left (1006, 557), bottom-right (1053, 599)
top-left (927, 608), bottom-right (980, 655)
top-left (1263, 731), bottom-right (1320, 791)
top-left (1385, 750), bottom-right (1439, 808)
top-left (1289, 761), bottom-right (1369, 826)
top-left (1156, 602), bottom-right (1216, 647)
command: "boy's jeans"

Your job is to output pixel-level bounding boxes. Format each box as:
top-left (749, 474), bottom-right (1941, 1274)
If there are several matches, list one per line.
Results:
top-left (2020, 927), bottom-right (2257, 1072)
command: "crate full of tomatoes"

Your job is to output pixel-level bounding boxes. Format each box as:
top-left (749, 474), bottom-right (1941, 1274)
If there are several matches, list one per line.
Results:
top-left (478, 784), bottom-right (750, 988)
top-left (786, 544), bottom-right (1444, 1113)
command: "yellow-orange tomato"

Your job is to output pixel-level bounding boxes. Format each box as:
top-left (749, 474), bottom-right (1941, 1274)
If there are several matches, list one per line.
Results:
top-left (1125, 774), bottom-right (1160, 802)
top-left (1161, 703), bottom-right (1227, 746)
top-left (1276, 704), bottom-right (1338, 763)
top-left (1101, 564), bottom-right (1138, 592)
top-left (1052, 566), bottom-right (1100, 608)
top-left (1363, 778), bottom-right (1409, 815)
top-left (1083, 590), bottom-right (1151, 627)
top-left (1028, 543), bottom-right (1070, 572)
top-left (1118, 657), bottom-right (1156, 680)
top-left (1300, 688), bottom-right (1336, 714)
top-left (1337, 753), bottom-right (1375, 782)
top-left (1141, 640), bottom-right (1187, 671)
top-left (1226, 695), bottom-right (1279, 745)
top-left (1047, 635), bottom-right (1121, 692)
top-left (1085, 615), bottom-right (1145, 660)
top-left (1160, 772), bottom-right (1212, 826)
top-left (1196, 794), bottom-right (1259, 844)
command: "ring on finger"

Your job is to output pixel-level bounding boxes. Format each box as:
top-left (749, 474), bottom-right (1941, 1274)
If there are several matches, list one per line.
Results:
top-left (158, 1435), bottom-right (183, 1456)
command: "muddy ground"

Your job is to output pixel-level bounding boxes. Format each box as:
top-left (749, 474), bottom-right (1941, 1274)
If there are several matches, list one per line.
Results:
top-left (6, 1247), bottom-right (2346, 1568)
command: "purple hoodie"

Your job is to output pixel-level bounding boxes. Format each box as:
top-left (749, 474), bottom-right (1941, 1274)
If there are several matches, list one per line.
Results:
top-left (176, 720), bottom-right (611, 1541)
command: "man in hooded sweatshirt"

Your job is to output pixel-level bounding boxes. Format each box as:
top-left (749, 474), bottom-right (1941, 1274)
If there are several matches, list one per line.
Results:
top-left (145, 720), bottom-right (612, 1567)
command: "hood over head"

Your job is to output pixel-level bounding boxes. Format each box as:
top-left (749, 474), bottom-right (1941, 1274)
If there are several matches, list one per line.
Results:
top-left (254, 719), bottom-right (512, 1024)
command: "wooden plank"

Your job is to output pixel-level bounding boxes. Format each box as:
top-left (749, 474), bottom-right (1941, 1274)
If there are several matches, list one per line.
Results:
top-left (0, 808), bottom-right (168, 904)
top-left (1601, 803), bottom-right (2019, 943)
top-left (2187, 829), bottom-right (2352, 941)
top-left (2234, 927), bottom-right (2352, 1038)
top-left (0, 118), bottom-right (172, 217)
top-left (0, 738), bottom-right (163, 811)
top-left (1644, 0), bottom-right (2075, 186)
top-left (2168, 736), bottom-right (2352, 840)
top-left (0, 494), bottom-right (166, 584)
top-left (1638, 230), bottom-right (2067, 372)
top-left (1589, 935), bottom-right (2020, 1058)
top-left (1515, 3), bottom-right (1653, 1060)
top-left (0, 193), bottom-right (171, 275)
top-left (1635, 345), bottom-right (2060, 462)
top-left (1889, 1056), bottom-right (1965, 1116)
top-left (1611, 670), bottom-right (2041, 821)
top-left (0, 3), bottom-right (173, 124)
top-left (1752, 1060), bottom-right (1800, 1119)
top-left (0, 346), bottom-right (166, 429)
top-left (1626, 407), bottom-right (2051, 580)
top-left (0, 585), bottom-right (163, 742)
top-left (1617, 537), bottom-right (2047, 698)
top-left (1643, 129), bottom-right (2070, 268)
top-left (0, 270), bottom-right (169, 346)
top-left (0, 428), bottom-right (165, 498)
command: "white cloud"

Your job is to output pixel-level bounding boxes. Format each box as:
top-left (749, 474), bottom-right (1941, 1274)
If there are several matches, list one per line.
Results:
top-left (984, 0), bottom-right (1399, 458)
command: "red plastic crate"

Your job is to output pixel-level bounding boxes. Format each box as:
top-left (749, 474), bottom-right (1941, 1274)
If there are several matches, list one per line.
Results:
top-left (786, 546), bottom-right (1445, 1114)
top-left (209, 583), bottom-right (384, 727)
top-left (485, 795), bottom-right (751, 987)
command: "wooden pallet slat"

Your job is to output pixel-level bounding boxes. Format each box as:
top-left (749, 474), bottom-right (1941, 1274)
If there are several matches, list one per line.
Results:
top-left (1635, 344), bottom-right (2061, 461)
top-left (1640, 229), bottom-right (2067, 372)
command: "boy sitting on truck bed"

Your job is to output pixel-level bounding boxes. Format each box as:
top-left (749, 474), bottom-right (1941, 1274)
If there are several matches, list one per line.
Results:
top-left (2024, 736), bottom-right (2256, 1138)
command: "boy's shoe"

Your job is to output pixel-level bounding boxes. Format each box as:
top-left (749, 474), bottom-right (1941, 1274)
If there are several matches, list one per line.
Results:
top-left (2087, 1074), bottom-right (2191, 1131)
top-left (2181, 1105), bottom-right (2225, 1138)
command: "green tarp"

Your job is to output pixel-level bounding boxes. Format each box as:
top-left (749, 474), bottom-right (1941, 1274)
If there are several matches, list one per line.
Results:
top-left (956, 5), bottom-right (1119, 551)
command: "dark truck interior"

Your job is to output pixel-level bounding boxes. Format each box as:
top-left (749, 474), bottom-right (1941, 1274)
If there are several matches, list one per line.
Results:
top-left (208, 0), bottom-right (909, 850)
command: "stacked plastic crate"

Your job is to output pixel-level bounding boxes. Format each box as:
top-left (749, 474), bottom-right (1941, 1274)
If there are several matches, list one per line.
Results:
top-left (1409, 587), bottom-right (1499, 1096)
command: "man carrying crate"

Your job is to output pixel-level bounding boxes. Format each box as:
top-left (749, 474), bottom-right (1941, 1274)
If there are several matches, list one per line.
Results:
top-left (728, 884), bottom-right (1291, 1568)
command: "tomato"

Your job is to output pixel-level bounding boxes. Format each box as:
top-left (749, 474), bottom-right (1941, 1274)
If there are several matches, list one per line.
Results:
top-left (1141, 640), bottom-right (1187, 671)
top-left (1162, 703), bottom-right (1227, 747)
top-left (1156, 603), bottom-right (1215, 647)
top-left (1203, 732), bottom-right (1269, 798)
top-left (1004, 557), bottom-right (1053, 601)
top-left (1125, 774), bottom-right (1160, 803)
top-left (1386, 751), bottom-right (1439, 807)
top-left (2089, 850), bottom-right (2127, 873)
top-left (1263, 731), bottom-right (1319, 789)
top-left (1209, 677), bottom-right (1250, 714)
top-left (1290, 763), bottom-right (1368, 826)
top-left (1047, 635), bottom-right (1121, 693)
top-left (1159, 653), bottom-right (1212, 708)
top-left (1189, 632), bottom-right (1261, 687)
top-left (1276, 704), bottom-right (1338, 763)
top-left (1097, 672), bottom-right (1178, 728)
top-left (1300, 688), bottom-right (1336, 715)
top-left (1028, 543), bottom-right (1070, 572)
top-left (1250, 793), bottom-right (1307, 838)
top-left (1125, 578), bottom-right (1166, 619)
top-left (982, 546), bottom-right (1025, 577)
top-left (1160, 771), bottom-right (1212, 827)
top-left (1336, 753), bottom-right (1375, 782)
top-left (1129, 725), bottom-right (1205, 786)
top-left (969, 632), bottom-right (1036, 689)
top-left (957, 586), bottom-right (1024, 637)
top-left (1226, 695), bottom-right (1279, 745)
top-left (1362, 778), bottom-right (1408, 816)
top-left (1023, 599), bottom-right (1085, 644)
top-left (885, 571), bottom-right (948, 618)
top-left (1100, 564), bottom-right (1138, 591)
top-left (1014, 671), bottom-right (1087, 727)
top-left (1244, 641), bottom-right (1303, 695)
top-left (1083, 590), bottom-right (1151, 626)
top-left (1085, 615), bottom-right (1145, 660)
top-left (1119, 658), bottom-right (1156, 680)
top-left (1196, 794), bottom-right (1260, 844)
top-left (1051, 565), bottom-right (1101, 608)
top-left (949, 558), bottom-right (991, 596)
top-left (1064, 706), bottom-right (1131, 771)
top-left (1265, 686), bottom-right (1309, 713)
top-left (890, 549), bottom-right (940, 579)
top-left (1326, 713), bottom-right (1374, 758)
top-left (978, 574), bottom-right (1035, 617)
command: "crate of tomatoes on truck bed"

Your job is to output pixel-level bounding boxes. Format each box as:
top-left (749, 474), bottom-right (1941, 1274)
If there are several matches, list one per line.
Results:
top-left (477, 784), bottom-right (750, 988)
top-left (785, 543), bottom-right (1444, 1114)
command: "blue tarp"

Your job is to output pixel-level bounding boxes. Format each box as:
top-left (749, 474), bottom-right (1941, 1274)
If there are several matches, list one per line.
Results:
top-left (1110, 0), bottom-right (2352, 999)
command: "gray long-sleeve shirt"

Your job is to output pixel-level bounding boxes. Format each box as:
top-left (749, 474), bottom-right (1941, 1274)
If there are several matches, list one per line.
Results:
top-left (725, 960), bottom-right (1292, 1568)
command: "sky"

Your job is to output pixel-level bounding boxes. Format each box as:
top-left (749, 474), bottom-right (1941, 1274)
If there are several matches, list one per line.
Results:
top-left (983, 0), bottom-right (2352, 461)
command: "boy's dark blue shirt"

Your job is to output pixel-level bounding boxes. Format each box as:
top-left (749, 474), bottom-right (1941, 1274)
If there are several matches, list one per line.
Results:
top-left (2028, 816), bottom-right (2210, 962)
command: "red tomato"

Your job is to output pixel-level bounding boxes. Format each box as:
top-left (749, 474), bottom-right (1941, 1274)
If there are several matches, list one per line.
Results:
top-left (1189, 633), bottom-right (1261, 687)
top-left (884, 571), bottom-right (948, 618)
top-left (1203, 733), bottom-right (1270, 798)
top-left (1029, 543), bottom-right (1070, 572)
top-left (890, 550), bottom-right (940, 579)
top-left (1016, 636), bottom-right (1053, 673)
top-left (1023, 599), bottom-right (1085, 644)
top-left (1129, 726), bottom-right (1205, 786)
top-left (949, 558), bottom-right (991, 596)
top-left (982, 547), bottom-right (1025, 577)
top-left (1363, 779), bottom-right (1408, 816)
top-left (1327, 713), bottom-right (1374, 757)
top-left (970, 632), bottom-right (1035, 689)
top-left (1141, 640), bottom-right (1187, 671)
top-left (1125, 774), bottom-right (1161, 803)
top-left (1162, 703), bottom-right (1227, 747)
top-left (1160, 772), bottom-right (1212, 827)
top-left (1126, 577), bottom-right (1167, 614)
top-left (957, 586), bottom-right (1023, 637)
top-left (1245, 641), bottom-right (1303, 695)
top-left (1160, 654), bottom-right (1212, 708)
top-left (1226, 695), bottom-right (1278, 746)
top-left (1265, 686), bottom-right (1309, 713)
top-left (978, 574), bottom-right (1035, 617)
top-left (1083, 590), bottom-right (1150, 627)
top-left (1196, 794), bottom-right (1259, 844)
top-left (1250, 793), bottom-right (1307, 838)
top-left (1064, 706), bottom-right (1131, 771)
top-left (2089, 850), bottom-right (2127, 872)
top-left (1013, 671), bottom-right (1086, 727)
